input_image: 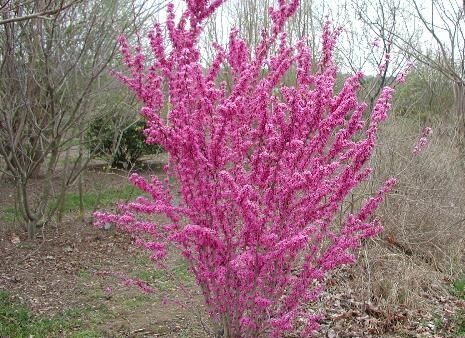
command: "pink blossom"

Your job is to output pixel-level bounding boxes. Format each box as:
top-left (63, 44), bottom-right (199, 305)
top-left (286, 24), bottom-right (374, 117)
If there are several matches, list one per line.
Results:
top-left (413, 127), bottom-right (433, 154)
top-left (423, 126), bottom-right (432, 136)
top-left (396, 60), bottom-right (415, 84)
top-left (95, 1), bottom-right (395, 336)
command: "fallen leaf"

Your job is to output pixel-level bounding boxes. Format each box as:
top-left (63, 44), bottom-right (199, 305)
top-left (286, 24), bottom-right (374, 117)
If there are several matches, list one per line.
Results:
top-left (11, 234), bottom-right (20, 245)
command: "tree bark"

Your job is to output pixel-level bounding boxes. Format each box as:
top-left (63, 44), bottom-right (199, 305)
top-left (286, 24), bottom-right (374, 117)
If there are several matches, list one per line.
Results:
top-left (454, 81), bottom-right (465, 162)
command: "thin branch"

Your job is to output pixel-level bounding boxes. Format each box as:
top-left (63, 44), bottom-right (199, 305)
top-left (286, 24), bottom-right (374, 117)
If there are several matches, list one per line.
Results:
top-left (0, 0), bottom-right (79, 25)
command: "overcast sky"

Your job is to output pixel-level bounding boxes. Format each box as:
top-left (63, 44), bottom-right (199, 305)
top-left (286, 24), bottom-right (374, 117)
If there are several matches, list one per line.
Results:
top-left (151, 0), bottom-right (462, 76)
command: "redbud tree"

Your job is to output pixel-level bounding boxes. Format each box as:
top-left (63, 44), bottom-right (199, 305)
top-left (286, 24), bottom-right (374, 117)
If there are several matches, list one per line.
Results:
top-left (95, 0), bottom-right (396, 336)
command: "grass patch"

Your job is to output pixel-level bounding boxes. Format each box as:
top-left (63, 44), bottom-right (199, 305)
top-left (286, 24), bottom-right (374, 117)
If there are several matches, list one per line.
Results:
top-left (448, 280), bottom-right (465, 337)
top-left (453, 278), bottom-right (465, 300)
top-left (133, 257), bottom-right (193, 292)
top-left (455, 311), bottom-right (465, 336)
top-left (134, 255), bottom-right (191, 281)
top-left (0, 207), bottom-right (18, 222)
top-left (51, 184), bottom-right (141, 214)
top-left (123, 294), bottom-right (151, 310)
top-left (69, 329), bottom-right (103, 338)
top-left (0, 290), bottom-right (104, 338)
top-left (78, 269), bottom-right (92, 280)
top-left (0, 290), bottom-right (69, 337)
top-left (2, 184), bottom-right (142, 221)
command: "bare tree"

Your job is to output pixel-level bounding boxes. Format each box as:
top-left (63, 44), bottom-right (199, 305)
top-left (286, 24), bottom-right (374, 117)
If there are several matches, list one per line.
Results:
top-left (0, 0), bottom-right (81, 25)
top-left (231, 0), bottom-right (316, 49)
top-left (202, 0), bottom-right (316, 58)
top-left (334, 0), bottom-right (409, 110)
top-left (356, 0), bottom-right (465, 152)
top-left (0, 0), bottom-right (166, 237)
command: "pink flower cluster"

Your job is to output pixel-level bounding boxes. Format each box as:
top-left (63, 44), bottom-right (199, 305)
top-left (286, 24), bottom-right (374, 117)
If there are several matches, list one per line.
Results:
top-left (95, 1), bottom-right (395, 336)
top-left (371, 38), bottom-right (381, 48)
top-left (378, 52), bottom-right (390, 74)
top-left (413, 127), bottom-right (433, 154)
top-left (396, 60), bottom-right (415, 84)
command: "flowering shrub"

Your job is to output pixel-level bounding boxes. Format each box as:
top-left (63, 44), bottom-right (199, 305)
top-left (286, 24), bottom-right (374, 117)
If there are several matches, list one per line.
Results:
top-left (94, 0), bottom-right (395, 336)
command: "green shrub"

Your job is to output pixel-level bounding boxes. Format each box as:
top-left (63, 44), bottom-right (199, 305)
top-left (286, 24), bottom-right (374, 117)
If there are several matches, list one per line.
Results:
top-left (86, 117), bottom-right (163, 168)
top-left (392, 65), bottom-right (454, 121)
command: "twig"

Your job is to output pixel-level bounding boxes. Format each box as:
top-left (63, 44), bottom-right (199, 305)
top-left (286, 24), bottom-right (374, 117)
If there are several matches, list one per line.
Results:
top-left (0, 0), bottom-right (80, 25)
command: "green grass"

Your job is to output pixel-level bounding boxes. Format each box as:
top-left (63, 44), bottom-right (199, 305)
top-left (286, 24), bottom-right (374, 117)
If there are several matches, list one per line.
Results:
top-left (78, 269), bottom-right (92, 280)
top-left (133, 256), bottom-right (193, 292)
top-left (0, 290), bottom-right (104, 338)
top-left (0, 207), bottom-right (19, 222)
top-left (432, 315), bottom-right (445, 331)
top-left (51, 184), bottom-right (142, 213)
top-left (450, 278), bottom-right (465, 336)
top-left (69, 329), bottom-right (103, 338)
top-left (1, 184), bottom-right (142, 222)
top-left (455, 311), bottom-right (465, 336)
top-left (123, 294), bottom-right (152, 310)
top-left (453, 278), bottom-right (465, 300)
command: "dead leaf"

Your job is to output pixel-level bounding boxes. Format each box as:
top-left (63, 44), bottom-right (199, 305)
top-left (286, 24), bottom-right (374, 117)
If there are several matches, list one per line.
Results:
top-left (11, 234), bottom-right (20, 245)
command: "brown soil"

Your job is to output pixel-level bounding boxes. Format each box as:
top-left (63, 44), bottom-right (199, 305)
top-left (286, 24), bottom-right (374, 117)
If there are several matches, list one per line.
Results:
top-left (0, 167), bottom-right (209, 337)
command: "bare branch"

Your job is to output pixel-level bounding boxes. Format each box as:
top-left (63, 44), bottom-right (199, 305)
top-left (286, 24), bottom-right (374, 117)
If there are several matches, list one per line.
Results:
top-left (0, 0), bottom-right (80, 25)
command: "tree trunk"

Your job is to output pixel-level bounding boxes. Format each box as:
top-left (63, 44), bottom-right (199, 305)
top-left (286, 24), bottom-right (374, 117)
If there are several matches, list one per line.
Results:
top-left (454, 81), bottom-right (465, 164)
top-left (222, 315), bottom-right (230, 338)
top-left (29, 148), bottom-right (44, 178)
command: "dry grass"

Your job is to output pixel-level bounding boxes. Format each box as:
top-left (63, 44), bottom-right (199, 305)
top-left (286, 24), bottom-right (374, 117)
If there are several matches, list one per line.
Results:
top-left (346, 115), bottom-right (465, 310)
